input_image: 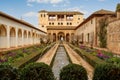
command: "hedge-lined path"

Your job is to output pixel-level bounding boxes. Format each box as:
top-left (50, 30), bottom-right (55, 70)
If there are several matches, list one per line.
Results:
top-left (64, 44), bottom-right (94, 80)
top-left (36, 43), bottom-right (59, 65)
top-left (52, 44), bottom-right (70, 80)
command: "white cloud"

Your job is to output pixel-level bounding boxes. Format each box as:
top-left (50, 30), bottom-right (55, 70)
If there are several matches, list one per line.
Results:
top-left (27, 3), bottom-right (33, 7)
top-left (23, 12), bottom-right (38, 18)
top-left (98, 0), bottom-right (105, 1)
top-left (50, 0), bottom-right (63, 4)
top-left (27, 0), bottom-right (67, 4)
top-left (64, 6), bottom-right (88, 14)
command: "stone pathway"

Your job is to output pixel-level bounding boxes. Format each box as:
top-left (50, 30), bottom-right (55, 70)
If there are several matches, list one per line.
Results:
top-left (36, 43), bottom-right (59, 65)
top-left (64, 44), bottom-right (94, 80)
top-left (52, 44), bottom-right (69, 80)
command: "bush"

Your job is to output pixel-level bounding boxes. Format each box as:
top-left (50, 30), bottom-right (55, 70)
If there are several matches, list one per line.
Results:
top-left (20, 62), bottom-right (55, 80)
top-left (60, 64), bottom-right (87, 80)
top-left (93, 64), bottom-right (120, 80)
top-left (0, 64), bottom-right (19, 80)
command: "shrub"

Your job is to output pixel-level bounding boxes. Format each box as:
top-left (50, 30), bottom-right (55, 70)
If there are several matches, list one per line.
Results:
top-left (0, 64), bottom-right (19, 80)
top-left (93, 64), bottom-right (120, 80)
top-left (60, 64), bottom-right (88, 80)
top-left (20, 62), bottom-right (55, 80)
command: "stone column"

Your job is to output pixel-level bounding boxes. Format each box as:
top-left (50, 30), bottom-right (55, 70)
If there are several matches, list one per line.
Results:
top-left (15, 28), bottom-right (18, 47)
top-left (22, 29), bottom-right (24, 46)
top-left (7, 25), bottom-right (10, 48)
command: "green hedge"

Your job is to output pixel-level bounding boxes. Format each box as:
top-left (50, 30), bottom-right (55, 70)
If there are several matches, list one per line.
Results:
top-left (93, 64), bottom-right (120, 80)
top-left (0, 64), bottom-right (19, 80)
top-left (11, 43), bottom-right (55, 68)
top-left (69, 44), bottom-right (106, 67)
top-left (60, 64), bottom-right (88, 80)
top-left (20, 62), bottom-right (55, 80)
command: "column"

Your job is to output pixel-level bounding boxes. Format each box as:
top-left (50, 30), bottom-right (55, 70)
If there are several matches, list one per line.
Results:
top-left (6, 25), bottom-right (10, 48)
top-left (15, 28), bottom-right (18, 47)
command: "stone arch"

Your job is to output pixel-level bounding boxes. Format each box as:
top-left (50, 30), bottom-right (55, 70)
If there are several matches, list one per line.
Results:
top-left (58, 32), bottom-right (65, 41)
top-left (0, 24), bottom-right (7, 48)
top-left (71, 33), bottom-right (74, 42)
top-left (28, 31), bottom-right (32, 45)
top-left (0, 25), bottom-right (7, 37)
top-left (18, 29), bottom-right (22, 46)
top-left (24, 30), bottom-right (27, 45)
top-left (53, 33), bottom-right (56, 42)
top-left (28, 31), bottom-right (31, 38)
top-left (24, 30), bottom-right (27, 38)
top-left (32, 32), bottom-right (35, 44)
top-left (66, 33), bottom-right (70, 42)
top-left (10, 27), bottom-right (16, 47)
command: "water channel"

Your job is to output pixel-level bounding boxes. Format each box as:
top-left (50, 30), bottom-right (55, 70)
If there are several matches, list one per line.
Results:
top-left (52, 44), bottom-right (70, 80)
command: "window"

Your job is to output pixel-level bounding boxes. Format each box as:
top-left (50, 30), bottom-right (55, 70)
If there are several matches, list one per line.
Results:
top-left (49, 22), bottom-right (51, 25)
top-left (61, 23), bottom-right (63, 25)
top-left (42, 25), bottom-right (44, 27)
top-left (52, 22), bottom-right (54, 25)
top-left (58, 23), bottom-right (60, 25)
top-left (78, 18), bottom-right (80, 20)
top-left (91, 19), bottom-right (93, 24)
top-left (70, 23), bottom-right (72, 25)
top-left (41, 14), bottom-right (42, 17)
top-left (44, 14), bottom-right (45, 17)
top-left (67, 23), bottom-right (69, 25)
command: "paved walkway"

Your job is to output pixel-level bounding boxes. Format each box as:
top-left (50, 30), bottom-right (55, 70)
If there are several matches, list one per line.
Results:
top-left (36, 43), bottom-right (59, 65)
top-left (64, 44), bottom-right (94, 80)
top-left (52, 44), bottom-right (69, 80)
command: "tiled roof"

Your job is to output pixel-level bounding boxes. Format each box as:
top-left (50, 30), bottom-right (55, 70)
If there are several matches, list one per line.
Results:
top-left (75, 9), bottom-right (115, 29)
top-left (0, 11), bottom-right (46, 34)
top-left (93, 9), bottom-right (115, 15)
top-left (39, 10), bottom-right (83, 15)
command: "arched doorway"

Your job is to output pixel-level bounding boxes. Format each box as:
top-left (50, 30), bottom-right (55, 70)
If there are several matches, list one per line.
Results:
top-left (58, 32), bottom-right (65, 41)
top-left (66, 33), bottom-right (70, 42)
top-left (71, 33), bottom-right (74, 42)
top-left (53, 33), bottom-right (56, 42)
top-left (18, 29), bottom-right (22, 46)
top-left (28, 31), bottom-right (31, 44)
top-left (0, 25), bottom-right (7, 48)
top-left (32, 33), bottom-right (35, 44)
top-left (24, 30), bottom-right (27, 45)
top-left (10, 27), bottom-right (16, 47)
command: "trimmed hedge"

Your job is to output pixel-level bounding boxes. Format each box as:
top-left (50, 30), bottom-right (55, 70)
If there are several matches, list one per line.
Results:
top-left (69, 44), bottom-right (106, 67)
top-left (60, 64), bottom-right (88, 80)
top-left (0, 64), bottom-right (19, 80)
top-left (93, 64), bottom-right (120, 80)
top-left (20, 62), bottom-right (55, 80)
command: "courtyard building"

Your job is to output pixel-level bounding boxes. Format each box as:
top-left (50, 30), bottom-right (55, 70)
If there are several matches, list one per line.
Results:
top-left (38, 10), bottom-right (84, 42)
top-left (0, 11), bottom-right (46, 51)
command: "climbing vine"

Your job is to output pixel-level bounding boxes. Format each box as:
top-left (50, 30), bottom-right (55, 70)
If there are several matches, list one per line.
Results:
top-left (98, 17), bottom-right (108, 48)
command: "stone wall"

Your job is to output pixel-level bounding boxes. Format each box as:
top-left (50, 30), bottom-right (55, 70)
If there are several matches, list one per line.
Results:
top-left (107, 19), bottom-right (120, 54)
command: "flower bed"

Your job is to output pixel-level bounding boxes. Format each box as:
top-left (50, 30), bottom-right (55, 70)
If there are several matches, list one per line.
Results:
top-left (72, 44), bottom-right (120, 67)
top-left (69, 44), bottom-right (107, 67)
top-left (0, 43), bottom-right (55, 68)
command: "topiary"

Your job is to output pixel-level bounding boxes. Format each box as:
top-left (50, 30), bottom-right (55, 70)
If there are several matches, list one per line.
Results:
top-left (0, 64), bottom-right (19, 80)
top-left (60, 64), bottom-right (88, 80)
top-left (20, 62), bottom-right (55, 80)
top-left (93, 63), bottom-right (120, 80)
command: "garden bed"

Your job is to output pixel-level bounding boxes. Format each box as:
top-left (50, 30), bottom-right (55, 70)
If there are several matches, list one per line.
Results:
top-left (69, 44), bottom-right (120, 67)
top-left (0, 43), bottom-right (55, 68)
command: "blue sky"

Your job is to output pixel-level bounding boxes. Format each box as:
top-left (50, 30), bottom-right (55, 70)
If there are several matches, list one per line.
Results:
top-left (0, 0), bottom-right (119, 28)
